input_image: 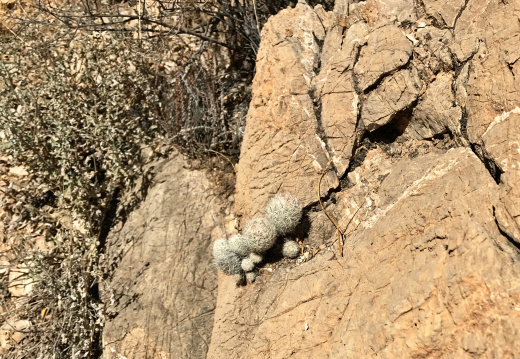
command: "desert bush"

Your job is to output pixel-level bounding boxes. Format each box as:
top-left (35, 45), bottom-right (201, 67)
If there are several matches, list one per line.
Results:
top-left (0, 27), bottom-right (167, 358)
top-left (0, 0), bottom-right (304, 355)
top-left (1, 30), bottom-right (160, 226)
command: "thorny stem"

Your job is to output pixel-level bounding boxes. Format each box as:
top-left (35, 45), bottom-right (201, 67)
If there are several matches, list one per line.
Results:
top-left (318, 159), bottom-right (343, 256)
top-left (318, 160), bottom-right (376, 258)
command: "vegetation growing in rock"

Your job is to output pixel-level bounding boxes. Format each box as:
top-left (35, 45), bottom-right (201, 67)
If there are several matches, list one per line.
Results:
top-left (213, 192), bottom-right (302, 284)
top-left (228, 234), bottom-right (252, 256)
top-left (266, 193), bottom-right (303, 235)
top-left (241, 257), bottom-right (256, 272)
top-left (0, 0), bottom-right (297, 355)
top-left (282, 239), bottom-right (301, 259)
top-left (249, 252), bottom-right (264, 264)
top-left (243, 218), bottom-right (278, 254)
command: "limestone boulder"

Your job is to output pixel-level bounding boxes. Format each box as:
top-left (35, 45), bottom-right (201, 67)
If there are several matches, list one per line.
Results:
top-left (422, 0), bottom-right (467, 28)
top-left (452, 0), bottom-right (520, 143)
top-left (315, 21), bottom-right (370, 177)
top-left (209, 147), bottom-right (520, 358)
top-left (483, 110), bottom-right (520, 245)
top-left (361, 68), bottom-right (422, 131)
top-left (209, 2), bottom-right (520, 357)
top-left (102, 153), bottom-right (228, 359)
top-left (353, 24), bottom-right (413, 92)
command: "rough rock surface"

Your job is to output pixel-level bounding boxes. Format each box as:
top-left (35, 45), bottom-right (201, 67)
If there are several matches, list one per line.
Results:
top-left (102, 153), bottom-right (229, 358)
top-left (211, 147), bottom-right (520, 358)
top-left (353, 24), bottom-right (413, 92)
top-left (235, 5), bottom-right (339, 220)
top-left (361, 68), bottom-right (422, 131)
top-left (409, 72), bottom-right (462, 139)
top-left (315, 20), bottom-right (369, 176)
top-left (483, 110), bottom-right (520, 245)
top-left (210, 0), bottom-right (520, 357)
top-left (101, 0), bottom-right (520, 357)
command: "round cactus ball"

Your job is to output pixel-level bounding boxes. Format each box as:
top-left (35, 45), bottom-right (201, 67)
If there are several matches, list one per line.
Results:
top-left (249, 252), bottom-right (263, 264)
top-left (282, 240), bottom-right (301, 259)
top-left (241, 257), bottom-right (255, 272)
top-left (246, 270), bottom-right (259, 284)
top-left (243, 217), bottom-right (277, 253)
top-left (213, 239), bottom-right (243, 275)
top-left (265, 192), bottom-right (302, 235)
top-left (228, 234), bottom-right (251, 257)
top-left (212, 238), bottom-right (229, 257)
top-left (234, 273), bottom-right (245, 285)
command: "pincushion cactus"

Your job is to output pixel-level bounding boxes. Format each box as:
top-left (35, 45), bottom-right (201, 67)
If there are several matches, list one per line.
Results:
top-left (212, 238), bottom-right (230, 257)
top-left (234, 273), bottom-right (245, 285)
top-left (282, 239), bottom-right (301, 259)
top-left (243, 217), bottom-right (277, 253)
top-left (228, 234), bottom-right (251, 257)
top-left (249, 252), bottom-right (263, 264)
top-left (245, 269), bottom-right (259, 283)
top-left (265, 192), bottom-right (302, 235)
top-left (213, 191), bottom-right (303, 284)
top-left (213, 239), bottom-right (243, 275)
top-left (241, 257), bottom-right (256, 272)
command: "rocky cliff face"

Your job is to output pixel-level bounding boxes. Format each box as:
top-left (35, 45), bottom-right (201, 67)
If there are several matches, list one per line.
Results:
top-left (213, 0), bottom-right (520, 357)
top-left (103, 0), bottom-right (520, 357)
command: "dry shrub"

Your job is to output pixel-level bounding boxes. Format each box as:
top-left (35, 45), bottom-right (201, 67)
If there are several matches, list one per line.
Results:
top-left (0, 0), bottom-right (310, 356)
top-left (0, 22), bottom-right (245, 359)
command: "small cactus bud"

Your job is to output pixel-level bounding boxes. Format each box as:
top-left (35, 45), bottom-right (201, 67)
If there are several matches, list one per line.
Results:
top-left (228, 234), bottom-right (250, 257)
top-left (243, 217), bottom-right (277, 253)
top-left (246, 270), bottom-right (259, 283)
top-left (266, 192), bottom-right (302, 235)
top-left (234, 273), bottom-right (245, 285)
top-left (282, 240), bottom-right (301, 259)
top-left (213, 239), bottom-right (243, 275)
top-left (212, 238), bottom-right (230, 257)
top-left (249, 252), bottom-right (263, 264)
top-left (241, 257), bottom-right (255, 272)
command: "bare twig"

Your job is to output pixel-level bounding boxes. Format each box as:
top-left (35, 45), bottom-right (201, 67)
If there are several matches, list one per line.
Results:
top-left (317, 159), bottom-right (343, 256)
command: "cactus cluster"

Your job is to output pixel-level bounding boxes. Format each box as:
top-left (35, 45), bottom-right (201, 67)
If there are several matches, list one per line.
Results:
top-left (213, 192), bottom-right (303, 284)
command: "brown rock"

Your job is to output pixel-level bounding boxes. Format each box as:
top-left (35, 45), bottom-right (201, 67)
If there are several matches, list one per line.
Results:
top-left (482, 111), bottom-right (520, 172)
top-left (409, 72), bottom-right (462, 139)
top-left (0, 329), bottom-right (10, 351)
top-left (374, 0), bottom-right (416, 23)
top-left (8, 264), bottom-right (33, 297)
top-left (8, 165), bottom-right (28, 177)
top-left (482, 111), bottom-right (520, 244)
top-left (412, 25), bottom-right (453, 76)
top-left (209, 147), bottom-right (520, 358)
top-left (0, 257), bottom-right (8, 275)
top-left (102, 153), bottom-right (226, 359)
top-left (0, 218), bottom-right (4, 246)
top-left (453, 0), bottom-right (520, 143)
top-left (422, 0), bottom-right (466, 27)
top-left (235, 5), bottom-right (338, 220)
top-left (361, 68), bottom-right (422, 131)
top-left (354, 24), bottom-right (413, 92)
top-left (315, 21), bottom-right (370, 176)
top-left (11, 331), bottom-right (25, 344)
